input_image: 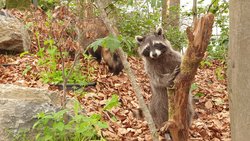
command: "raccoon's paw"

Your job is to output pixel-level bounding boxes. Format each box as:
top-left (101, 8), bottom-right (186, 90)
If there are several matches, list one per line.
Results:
top-left (173, 65), bottom-right (180, 76)
top-left (167, 65), bottom-right (181, 87)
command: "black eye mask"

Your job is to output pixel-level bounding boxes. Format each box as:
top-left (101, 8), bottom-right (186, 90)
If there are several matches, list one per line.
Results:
top-left (142, 46), bottom-right (150, 57)
top-left (154, 43), bottom-right (167, 53)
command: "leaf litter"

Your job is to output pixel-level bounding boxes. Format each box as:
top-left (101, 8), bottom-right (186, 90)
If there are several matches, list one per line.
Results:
top-left (0, 9), bottom-right (230, 141)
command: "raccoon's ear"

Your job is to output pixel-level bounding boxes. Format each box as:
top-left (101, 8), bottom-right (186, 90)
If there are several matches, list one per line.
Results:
top-left (156, 27), bottom-right (164, 36)
top-left (135, 36), bottom-right (145, 44)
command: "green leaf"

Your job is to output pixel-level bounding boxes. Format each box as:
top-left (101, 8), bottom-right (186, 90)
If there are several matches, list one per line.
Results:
top-left (44, 39), bottom-right (55, 48)
top-left (191, 83), bottom-right (198, 92)
top-left (25, 22), bottom-right (33, 29)
top-left (102, 35), bottom-right (121, 53)
top-left (96, 121), bottom-right (108, 129)
top-left (33, 120), bottom-right (41, 129)
top-left (20, 51), bottom-right (29, 57)
top-left (53, 122), bottom-right (65, 132)
top-left (194, 92), bottom-right (205, 98)
top-left (150, 0), bottom-right (156, 7)
top-left (73, 100), bottom-right (81, 115)
top-left (156, 0), bottom-right (162, 8)
top-left (36, 112), bottom-right (46, 119)
top-left (47, 47), bottom-right (57, 57)
top-left (88, 38), bottom-right (104, 51)
top-left (37, 47), bottom-right (45, 58)
top-left (53, 109), bottom-right (68, 120)
top-left (35, 133), bottom-right (41, 140)
top-left (44, 134), bottom-right (53, 141)
top-left (128, 0), bottom-right (133, 5)
top-left (90, 113), bottom-right (101, 121)
top-left (22, 65), bottom-right (32, 76)
top-left (103, 95), bottom-right (120, 111)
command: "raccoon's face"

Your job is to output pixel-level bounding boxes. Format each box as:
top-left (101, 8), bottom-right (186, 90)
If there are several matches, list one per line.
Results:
top-left (136, 27), bottom-right (170, 59)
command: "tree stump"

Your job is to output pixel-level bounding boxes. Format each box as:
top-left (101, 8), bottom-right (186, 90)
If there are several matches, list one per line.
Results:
top-left (161, 13), bottom-right (214, 141)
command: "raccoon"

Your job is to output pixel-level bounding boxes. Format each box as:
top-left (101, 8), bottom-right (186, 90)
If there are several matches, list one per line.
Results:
top-left (83, 18), bottom-right (124, 75)
top-left (88, 46), bottom-right (124, 75)
top-left (135, 27), bottom-right (193, 128)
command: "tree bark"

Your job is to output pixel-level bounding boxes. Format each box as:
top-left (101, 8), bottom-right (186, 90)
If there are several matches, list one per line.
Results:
top-left (168, 0), bottom-right (180, 27)
top-left (161, 0), bottom-right (168, 29)
top-left (162, 0), bottom-right (180, 29)
top-left (32, 0), bottom-right (38, 9)
top-left (192, 0), bottom-right (197, 24)
top-left (228, 1), bottom-right (250, 140)
top-left (161, 13), bottom-right (214, 141)
top-left (95, 1), bottom-right (159, 141)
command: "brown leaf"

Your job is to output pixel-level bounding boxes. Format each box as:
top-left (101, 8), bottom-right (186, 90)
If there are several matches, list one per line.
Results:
top-left (205, 100), bottom-right (213, 109)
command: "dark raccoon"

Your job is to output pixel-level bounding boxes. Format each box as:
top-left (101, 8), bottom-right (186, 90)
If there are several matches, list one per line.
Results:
top-left (101, 47), bottom-right (124, 75)
top-left (82, 18), bottom-right (124, 75)
top-left (135, 27), bottom-right (193, 128)
top-left (88, 46), bottom-right (124, 75)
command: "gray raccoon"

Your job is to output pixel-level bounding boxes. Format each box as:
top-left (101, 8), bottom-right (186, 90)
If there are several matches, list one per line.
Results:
top-left (135, 27), bottom-right (193, 128)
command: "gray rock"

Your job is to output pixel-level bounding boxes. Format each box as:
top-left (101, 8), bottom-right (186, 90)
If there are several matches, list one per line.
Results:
top-left (0, 11), bottom-right (30, 53)
top-left (0, 84), bottom-right (61, 141)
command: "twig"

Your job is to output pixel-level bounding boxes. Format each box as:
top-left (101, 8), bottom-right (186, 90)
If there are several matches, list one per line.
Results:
top-left (193, 0), bottom-right (197, 23)
top-left (95, 0), bottom-right (159, 140)
top-left (207, 0), bottom-right (217, 13)
top-left (58, 45), bottom-right (67, 108)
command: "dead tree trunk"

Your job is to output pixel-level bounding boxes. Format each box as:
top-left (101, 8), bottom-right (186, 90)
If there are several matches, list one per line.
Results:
top-left (161, 13), bottom-right (214, 141)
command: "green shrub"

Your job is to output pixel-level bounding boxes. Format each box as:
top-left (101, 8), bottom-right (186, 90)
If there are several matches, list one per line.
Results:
top-left (39, 0), bottom-right (60, 11)
top-left (165, 26), bottom-right (187, 51)
top-left (13, 94), bottom-right (120, 141)
top-left (36, 37), bottom-right (93, 85)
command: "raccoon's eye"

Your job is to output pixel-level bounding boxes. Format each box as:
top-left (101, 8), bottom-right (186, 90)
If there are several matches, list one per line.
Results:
top-left (154, 43), bottom-right (167, 51)
top-left (142, 47), bottom-right (150, 57)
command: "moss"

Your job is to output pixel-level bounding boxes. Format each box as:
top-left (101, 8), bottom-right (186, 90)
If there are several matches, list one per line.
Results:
top-left (6, 0), bottom-right (31, 10)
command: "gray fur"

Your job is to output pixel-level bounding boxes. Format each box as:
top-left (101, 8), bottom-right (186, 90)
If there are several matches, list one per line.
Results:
top-left (136, 27), bottom-right (193, 128)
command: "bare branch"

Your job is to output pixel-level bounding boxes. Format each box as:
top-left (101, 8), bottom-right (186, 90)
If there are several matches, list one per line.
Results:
top-left (95, 0), bottom-right (159, 140)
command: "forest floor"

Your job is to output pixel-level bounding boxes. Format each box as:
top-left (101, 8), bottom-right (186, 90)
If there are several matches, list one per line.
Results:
top-left (0, 53), bottom-right (230, 141)
top-left (0, 8), bottom-right (231, 141)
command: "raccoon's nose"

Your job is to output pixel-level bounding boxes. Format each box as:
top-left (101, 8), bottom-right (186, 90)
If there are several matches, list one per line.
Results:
top-left (152, 53), bottom-right (158, 57)
top-left (150, 52), bottom-right (158, 58)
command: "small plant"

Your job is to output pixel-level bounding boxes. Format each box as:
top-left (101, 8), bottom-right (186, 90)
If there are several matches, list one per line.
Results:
top-left (35, 35), bottom-right (92, 85)
top-left (29, 95), bottom-right (120, 141)
top-left (194, 92), bottom-right (205, 98)
top-left (200, 59), bottom-right (212, 68)
top-left (13, 92), bottom-right (120, 141)
top-left (191, 83), bottom-right (205, 98)
top-left (32, 100), bottom-right (109, 141)
top-left (22, 65), bottom-right (32, 76)
top-left (88, 34), bottom-right (133, 56)
top-left (215, 67), bottom-right (225, 80)
top-left (190, 83), bottom-right (198, 92)
top-left (39, 0), bottom-right (60, 11)
top-left (103, 95), bottom-right (120, 111)
top-left (165, 26), bottom-right (187, 51)
top-left (88, 35), bottom-right (122, 53)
